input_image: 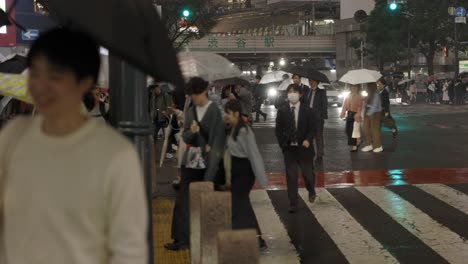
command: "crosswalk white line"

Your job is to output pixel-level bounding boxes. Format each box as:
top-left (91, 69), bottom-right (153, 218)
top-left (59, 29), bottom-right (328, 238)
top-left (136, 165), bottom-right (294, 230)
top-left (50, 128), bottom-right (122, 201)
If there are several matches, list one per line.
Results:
top-left (357, 186), bottom-right (468, 264)
top-left (250, 190), bottom-right (300, 264)
top-left (416, 184), bottom-right (468, 215)
top-left (298, 189), bottom-right (399, 264)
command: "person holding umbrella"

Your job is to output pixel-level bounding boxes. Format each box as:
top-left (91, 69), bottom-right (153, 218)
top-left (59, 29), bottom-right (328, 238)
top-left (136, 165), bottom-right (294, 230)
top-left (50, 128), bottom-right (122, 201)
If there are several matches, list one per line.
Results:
top-left (340, 84), bottom-right (363, 152)
top-left (303, 78), bottom-right (328, 162)
top-left (361, 83), bottom-right (384, 153)
top-left (377, 78), bottom-right (398, 139)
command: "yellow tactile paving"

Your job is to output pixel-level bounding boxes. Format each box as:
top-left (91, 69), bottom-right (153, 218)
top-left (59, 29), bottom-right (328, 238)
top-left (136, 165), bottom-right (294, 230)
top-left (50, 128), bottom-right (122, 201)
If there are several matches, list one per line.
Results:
top-left (153, 199), bottom-right (190, 264)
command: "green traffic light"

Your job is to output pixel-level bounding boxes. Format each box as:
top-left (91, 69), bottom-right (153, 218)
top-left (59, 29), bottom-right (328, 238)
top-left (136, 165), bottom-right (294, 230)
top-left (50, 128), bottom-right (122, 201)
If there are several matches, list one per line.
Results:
top-left (389, 2), bottom-right (398, 11)
top-left (182, 9), bottom-right (190, 17)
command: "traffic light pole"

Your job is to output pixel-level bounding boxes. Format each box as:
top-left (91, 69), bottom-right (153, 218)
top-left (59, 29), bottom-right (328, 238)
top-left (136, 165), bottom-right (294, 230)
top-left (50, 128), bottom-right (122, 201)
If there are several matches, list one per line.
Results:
top-left (407, 19), bottom-right (411, 78)
top-left (455, 18), bottom-right (459, 78)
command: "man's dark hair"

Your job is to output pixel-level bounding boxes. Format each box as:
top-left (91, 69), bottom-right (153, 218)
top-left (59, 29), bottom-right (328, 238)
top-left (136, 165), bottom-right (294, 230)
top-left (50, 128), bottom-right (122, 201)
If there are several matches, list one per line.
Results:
top-left (186, 77), bottom-right (209, 95)
top-left (287, 84), bottom-right (303, 94)
top-left (27, 28), bottom-right (100, 85)
top-left (292, 74), bottom-right (302, 79)
top-left (255, 75), bottom-right (261, 80)
top-left (378, 77), bottom-right (387, 85)
top-left (148, 84), bottom-right (160, 91)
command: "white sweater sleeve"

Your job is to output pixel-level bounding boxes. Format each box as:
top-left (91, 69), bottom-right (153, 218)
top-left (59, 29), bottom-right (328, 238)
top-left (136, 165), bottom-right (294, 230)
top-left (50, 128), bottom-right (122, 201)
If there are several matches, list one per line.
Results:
top-left (104, 146), bottom-right (148, 264)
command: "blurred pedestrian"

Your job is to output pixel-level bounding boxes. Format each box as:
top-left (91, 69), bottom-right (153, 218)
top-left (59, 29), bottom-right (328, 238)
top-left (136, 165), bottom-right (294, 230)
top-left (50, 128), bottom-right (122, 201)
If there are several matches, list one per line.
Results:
top-left (455, 79), bottom-right (465, 105)
top-left (83, 86), bottom-right (109, 122)
top-left (340, 84), bottom-right (363, 152)
top-left (0, 28), bottom-right (147, 264)
top-left (303, 78), bottom-right (327, 162)
top-left (377, 78), bottom-right (398, 139)
top-left (409, 81), bottom-right (417, 104)
top-left (231, 84), bottom-right (253, 123)
top-left (276, 84), bottom-right (317, 213)
top-left (361, 83), bottom-right (383, 153)
top-left (165, 77), bottom-right (225, 251)
top-left (150, 84), bottom-right (173, 142)
top-left (443, 80), bottom-right (450, 104)
top-left (252, 75), bottom-right (267, 122)
top-left (224, 99), bottom-right (268, 250)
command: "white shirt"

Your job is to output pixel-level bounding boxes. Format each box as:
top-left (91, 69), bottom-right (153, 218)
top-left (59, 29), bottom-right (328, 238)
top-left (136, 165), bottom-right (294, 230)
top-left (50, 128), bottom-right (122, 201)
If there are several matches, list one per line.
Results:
top-left (196, 100), bottom-right (212, 121)
top-left (0, 116), bottom-right (148, 264)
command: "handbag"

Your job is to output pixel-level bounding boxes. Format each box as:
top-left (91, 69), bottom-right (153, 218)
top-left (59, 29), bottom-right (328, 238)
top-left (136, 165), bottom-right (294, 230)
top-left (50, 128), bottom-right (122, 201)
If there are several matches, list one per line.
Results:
top-left (185, 106), bottom-right (209, 170)
top-left (0, 118), bottom-right (30, 264)
top-left (352, 121), bottom-right (361, 139)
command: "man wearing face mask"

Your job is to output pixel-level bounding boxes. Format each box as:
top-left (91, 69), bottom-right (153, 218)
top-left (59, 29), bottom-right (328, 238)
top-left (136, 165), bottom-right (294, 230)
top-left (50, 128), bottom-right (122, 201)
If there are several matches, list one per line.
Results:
top-left (275, 84), bottom-right (317, 213)
top-left (302, 78), bottom-right (327, 162)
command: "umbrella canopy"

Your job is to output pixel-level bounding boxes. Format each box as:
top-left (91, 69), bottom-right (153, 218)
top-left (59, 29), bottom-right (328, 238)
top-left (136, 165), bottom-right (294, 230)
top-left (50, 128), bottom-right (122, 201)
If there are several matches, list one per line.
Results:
top-left (40, 0), bottom-right (184, 88)
top-left (215, 77), bottom-right (250, 87)
top-left (398, 78), bottom-right (413, 85)
top-left (177, 52), bottom-right (241, 82)
top-left (260, 70), bottom-right (291, 84)
top-left (277, 77), bottom-right (309, 91)
top-left (0, 73), bottom-right (33, 104)
top-left (339, 69), bottom-right (382, 85)
top-left (284, 66), bottom-right (330, 83)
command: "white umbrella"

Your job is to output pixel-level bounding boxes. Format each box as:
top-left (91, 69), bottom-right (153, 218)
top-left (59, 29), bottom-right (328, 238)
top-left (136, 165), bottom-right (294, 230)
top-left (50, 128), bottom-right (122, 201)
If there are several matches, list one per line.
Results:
top-left (260, 71), bottom-right (291, 84)
top-left (398, 78), bottom-right (413, 85)
top-left (178, 52), bottom-right (241, 82)
top-left (339, 69), bottom-right (382, 85)
top-left (277, 77), bottom-right (309, 91)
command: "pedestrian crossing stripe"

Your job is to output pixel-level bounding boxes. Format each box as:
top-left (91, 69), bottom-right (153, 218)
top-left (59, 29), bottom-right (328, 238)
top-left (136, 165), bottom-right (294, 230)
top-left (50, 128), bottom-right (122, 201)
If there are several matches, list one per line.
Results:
top-left (249, 184), bottom-right (468, 264)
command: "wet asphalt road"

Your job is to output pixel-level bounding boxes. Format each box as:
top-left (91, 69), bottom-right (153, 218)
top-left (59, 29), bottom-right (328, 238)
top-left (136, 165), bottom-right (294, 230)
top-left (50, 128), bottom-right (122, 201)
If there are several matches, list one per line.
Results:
top-left (155, 103), bottom-right (468, 197)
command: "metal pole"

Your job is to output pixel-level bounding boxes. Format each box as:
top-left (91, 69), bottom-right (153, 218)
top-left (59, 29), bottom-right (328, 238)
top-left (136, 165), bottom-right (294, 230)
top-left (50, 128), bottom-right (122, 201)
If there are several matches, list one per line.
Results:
top-left (407, 22), bottom-right (411, 78)
top-left (454, 18), bottom-right (459, 78)
top-left (361, 40), bottom-right (364, 69)
top-left (109, 55), bottom-right (156, 264)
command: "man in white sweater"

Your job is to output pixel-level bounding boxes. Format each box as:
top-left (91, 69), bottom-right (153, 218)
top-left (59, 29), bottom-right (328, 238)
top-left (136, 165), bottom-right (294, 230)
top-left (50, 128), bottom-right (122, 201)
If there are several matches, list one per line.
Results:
top-left (0, 28), bottom-right (148, 264)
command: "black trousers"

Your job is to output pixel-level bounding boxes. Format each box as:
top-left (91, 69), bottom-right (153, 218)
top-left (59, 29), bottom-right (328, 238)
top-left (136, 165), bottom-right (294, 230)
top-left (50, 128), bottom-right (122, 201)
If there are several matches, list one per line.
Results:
top-left (284, 146), bottom-right (316, 207)
top-left (254, 98), bottom-right (266, 120)
top-left (315, 120), bottom-right (325, 157)
top-left (231, 157), bottom-right (262, 236)
top-left (171, 167), bottom-right (205, 244)
top-left (345, 111), bottom-right (357, 146)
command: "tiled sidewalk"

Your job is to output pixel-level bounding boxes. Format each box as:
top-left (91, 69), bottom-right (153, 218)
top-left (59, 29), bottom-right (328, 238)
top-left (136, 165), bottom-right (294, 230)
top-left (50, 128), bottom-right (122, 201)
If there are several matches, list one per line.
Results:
top-left (153, 199), bottom-right (189, 264)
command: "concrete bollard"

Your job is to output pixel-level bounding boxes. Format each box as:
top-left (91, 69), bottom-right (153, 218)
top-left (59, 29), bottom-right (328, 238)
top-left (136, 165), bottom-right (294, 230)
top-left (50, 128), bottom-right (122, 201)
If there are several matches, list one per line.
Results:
top-left (217, 229), bottom-right (260, 264)
top-left (189, 182), bottom-right (214, 264)
top-left (200, 192), bottom-right (232, 264)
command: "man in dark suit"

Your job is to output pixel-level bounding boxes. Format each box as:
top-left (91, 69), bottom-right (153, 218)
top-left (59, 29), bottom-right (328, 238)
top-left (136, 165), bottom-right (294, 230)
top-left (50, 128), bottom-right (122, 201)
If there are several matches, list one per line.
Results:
top-left (275, 84), bottom-right (318, 213)
top-left (377, 78), bottom-right (398, 138)
top-left (302, 78), bottom-right (328, 161)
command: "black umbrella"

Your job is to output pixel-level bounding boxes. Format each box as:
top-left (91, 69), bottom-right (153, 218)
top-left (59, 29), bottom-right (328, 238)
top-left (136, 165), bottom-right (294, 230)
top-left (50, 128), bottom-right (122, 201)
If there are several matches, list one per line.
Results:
top-left (0, 55), bottom-right (27, 74)
top-left (216, 77), bottom-right (251, 87)
top-left (39, 0), bottom-right (184, 90)
top-left (284, 65), bottom-right (330, 83)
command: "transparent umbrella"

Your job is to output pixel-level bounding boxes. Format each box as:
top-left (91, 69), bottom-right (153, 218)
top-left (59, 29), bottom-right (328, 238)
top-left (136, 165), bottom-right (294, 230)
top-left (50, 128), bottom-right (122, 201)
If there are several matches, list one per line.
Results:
top-left (178, 52), bottom-right (241, 82)
top-left (339, 69), bottom-right (382, 85)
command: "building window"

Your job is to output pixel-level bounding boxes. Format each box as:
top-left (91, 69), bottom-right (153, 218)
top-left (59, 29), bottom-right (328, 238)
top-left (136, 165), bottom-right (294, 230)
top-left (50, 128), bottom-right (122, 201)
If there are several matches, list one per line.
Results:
top-left (34, 0), bottom-right (48, 15)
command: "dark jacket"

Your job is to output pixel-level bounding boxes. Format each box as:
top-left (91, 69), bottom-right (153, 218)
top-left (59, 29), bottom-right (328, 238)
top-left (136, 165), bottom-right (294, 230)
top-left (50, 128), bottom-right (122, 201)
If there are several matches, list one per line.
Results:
top-left (182, 102), bottom-right (226, 181)
top-left (303, 87), bottom-right (328, 120)
top-left (380, 88), bottom-right (390, 113)
top-left (275, 102), bottom-right (317, 154)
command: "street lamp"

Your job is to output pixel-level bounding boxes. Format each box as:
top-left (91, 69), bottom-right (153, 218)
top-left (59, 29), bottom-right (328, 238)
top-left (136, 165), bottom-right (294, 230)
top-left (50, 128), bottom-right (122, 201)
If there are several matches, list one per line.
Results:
top-left (182, 9), bottom-right (191, 18)
top-left (279, 58), bottom-right (286, 66)
top-left (389, 2), bottom-right (398, 11)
